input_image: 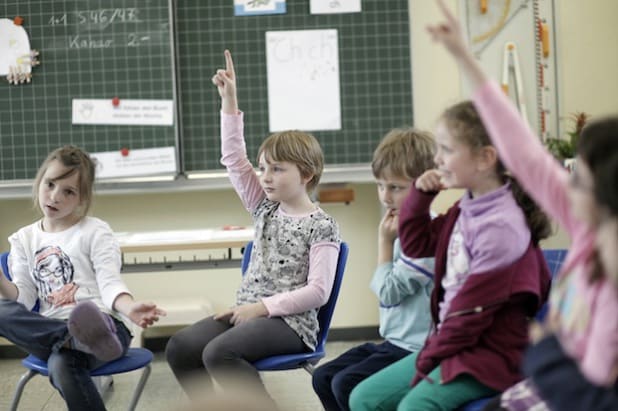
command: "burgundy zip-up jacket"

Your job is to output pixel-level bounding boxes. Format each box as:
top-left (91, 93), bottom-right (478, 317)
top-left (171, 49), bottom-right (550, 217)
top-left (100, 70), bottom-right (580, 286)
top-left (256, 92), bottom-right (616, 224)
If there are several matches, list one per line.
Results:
top-left (399, 187), bottom-right (551, 391)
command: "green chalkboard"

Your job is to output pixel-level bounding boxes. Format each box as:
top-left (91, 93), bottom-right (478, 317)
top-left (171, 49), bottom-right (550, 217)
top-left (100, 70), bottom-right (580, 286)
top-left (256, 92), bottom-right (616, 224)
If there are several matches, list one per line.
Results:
top-left (177, 0), bottom-right (413, 172)
top-left (1, 0), bottom-right (413, 182)
top-left (0, 0), bottom-right (175, 181)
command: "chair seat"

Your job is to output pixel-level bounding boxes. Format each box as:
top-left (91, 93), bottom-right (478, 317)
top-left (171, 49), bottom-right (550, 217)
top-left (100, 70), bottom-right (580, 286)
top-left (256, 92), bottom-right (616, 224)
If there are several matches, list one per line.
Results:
top-left (253, 348), bottom-right (325, 371)
top-left (21, 348), bottom-right (154, 377)
top-left (457, 397), bottom-right (491, 411)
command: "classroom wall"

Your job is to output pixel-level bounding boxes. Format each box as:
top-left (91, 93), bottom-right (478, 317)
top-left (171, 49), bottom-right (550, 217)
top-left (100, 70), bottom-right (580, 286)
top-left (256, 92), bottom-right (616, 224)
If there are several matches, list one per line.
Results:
top-left (1, 0), bottom-right (616, 336)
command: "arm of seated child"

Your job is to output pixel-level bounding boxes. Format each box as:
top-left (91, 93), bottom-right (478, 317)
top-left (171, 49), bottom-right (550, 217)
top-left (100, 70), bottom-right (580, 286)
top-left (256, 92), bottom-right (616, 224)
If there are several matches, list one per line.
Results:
top-left (112, 293), bottom-right (166, 329)
top-left (262, 242), bottom-right (339, 317)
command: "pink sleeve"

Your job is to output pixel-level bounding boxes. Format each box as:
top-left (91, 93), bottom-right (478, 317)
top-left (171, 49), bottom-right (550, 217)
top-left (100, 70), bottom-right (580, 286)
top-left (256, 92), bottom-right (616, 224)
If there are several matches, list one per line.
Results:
top-left (262, 242), bottom-right (339, 316)
top-left (472, 81), bottom-right (582, 236)
top-left (580, 282), bottom-right (618, 385)
top-left (220, 112), bottom-right (265, 211)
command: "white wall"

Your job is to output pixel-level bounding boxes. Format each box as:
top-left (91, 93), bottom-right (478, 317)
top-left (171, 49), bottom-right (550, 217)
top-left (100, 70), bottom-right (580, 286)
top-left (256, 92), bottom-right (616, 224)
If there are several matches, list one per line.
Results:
top-left (1, 0), bottom-right (616, 335)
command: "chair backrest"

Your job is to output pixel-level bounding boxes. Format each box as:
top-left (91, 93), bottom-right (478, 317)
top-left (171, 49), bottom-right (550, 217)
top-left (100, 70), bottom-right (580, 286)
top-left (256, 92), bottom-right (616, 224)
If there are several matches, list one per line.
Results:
top-left (1, 251), bottom-right (10, 281)
top-left (240, 241), bottom-right (349, 351)
top-left (541, 248), bottom-right (567, 278)
top-left (536, 248), bottom-right (567, 321)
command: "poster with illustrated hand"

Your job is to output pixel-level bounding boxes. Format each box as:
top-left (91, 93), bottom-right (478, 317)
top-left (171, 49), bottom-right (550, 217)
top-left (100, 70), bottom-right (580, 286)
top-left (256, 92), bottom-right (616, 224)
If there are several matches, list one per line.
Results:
top-left (0, 18), bottom-right (38, 84)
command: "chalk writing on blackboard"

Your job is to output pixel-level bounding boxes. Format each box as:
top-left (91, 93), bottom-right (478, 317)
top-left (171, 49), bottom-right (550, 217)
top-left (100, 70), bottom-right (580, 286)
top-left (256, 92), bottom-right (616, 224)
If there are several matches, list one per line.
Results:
top-left (266, 29), bottom-right (341, 132)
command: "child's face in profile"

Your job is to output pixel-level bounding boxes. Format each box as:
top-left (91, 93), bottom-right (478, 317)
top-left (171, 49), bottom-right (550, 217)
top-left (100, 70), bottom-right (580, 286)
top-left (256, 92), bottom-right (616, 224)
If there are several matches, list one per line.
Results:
top-left (433, 120), bottom-right (479, 190)
top-left (376, 173), bottom-right (412, 215)
top-left (257, 153), bottom-right (309, 204)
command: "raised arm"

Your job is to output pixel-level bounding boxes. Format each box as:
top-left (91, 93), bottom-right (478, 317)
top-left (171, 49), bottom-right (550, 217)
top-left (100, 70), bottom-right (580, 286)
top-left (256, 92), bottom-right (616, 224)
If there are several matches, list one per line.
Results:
top-left (213, 50), bottom-right (264, 210)
top-left (427, 0), bottom-right (578, 233)
top-left (398, 170), bottom-right (446, 258)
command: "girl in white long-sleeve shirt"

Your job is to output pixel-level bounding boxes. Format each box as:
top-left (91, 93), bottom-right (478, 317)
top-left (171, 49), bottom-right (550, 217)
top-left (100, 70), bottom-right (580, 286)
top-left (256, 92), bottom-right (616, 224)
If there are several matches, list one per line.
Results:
top-left (0, 145), bottom-right (165, 411)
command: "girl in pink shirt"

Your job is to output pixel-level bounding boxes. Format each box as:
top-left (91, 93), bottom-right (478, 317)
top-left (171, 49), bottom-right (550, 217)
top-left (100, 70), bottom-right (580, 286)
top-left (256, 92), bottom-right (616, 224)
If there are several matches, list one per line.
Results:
top-left (427, 1), bottom-right (618, 409)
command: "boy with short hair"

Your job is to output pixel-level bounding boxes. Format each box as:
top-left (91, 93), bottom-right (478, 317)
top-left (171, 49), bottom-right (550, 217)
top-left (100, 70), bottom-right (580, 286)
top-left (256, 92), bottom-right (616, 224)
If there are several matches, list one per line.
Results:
top-left (311, 128), bottom-right (436, 410)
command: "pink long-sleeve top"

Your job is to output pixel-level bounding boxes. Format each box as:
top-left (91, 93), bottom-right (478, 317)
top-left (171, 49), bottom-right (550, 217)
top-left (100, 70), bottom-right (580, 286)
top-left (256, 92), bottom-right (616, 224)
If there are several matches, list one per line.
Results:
top-left (473, 80), bottom-right (618, 386)
top-left (220, 111), bottom-right (340, 330)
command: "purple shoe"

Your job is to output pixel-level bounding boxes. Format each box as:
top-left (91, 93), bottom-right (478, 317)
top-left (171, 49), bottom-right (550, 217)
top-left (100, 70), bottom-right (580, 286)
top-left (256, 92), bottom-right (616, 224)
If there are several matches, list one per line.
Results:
top-left (68, 301), bottom-right (123, 362)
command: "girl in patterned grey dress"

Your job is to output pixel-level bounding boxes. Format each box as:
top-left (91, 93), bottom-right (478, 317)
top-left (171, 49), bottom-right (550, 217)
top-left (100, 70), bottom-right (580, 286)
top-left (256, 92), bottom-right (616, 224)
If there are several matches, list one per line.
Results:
top-left (166, 50), bottom-right (341, 407)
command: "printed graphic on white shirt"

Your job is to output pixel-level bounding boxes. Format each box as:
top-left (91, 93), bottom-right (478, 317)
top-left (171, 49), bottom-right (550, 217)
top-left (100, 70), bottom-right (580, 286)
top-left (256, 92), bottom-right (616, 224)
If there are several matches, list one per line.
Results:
top-left (33, 245), bottom-right (78, 306)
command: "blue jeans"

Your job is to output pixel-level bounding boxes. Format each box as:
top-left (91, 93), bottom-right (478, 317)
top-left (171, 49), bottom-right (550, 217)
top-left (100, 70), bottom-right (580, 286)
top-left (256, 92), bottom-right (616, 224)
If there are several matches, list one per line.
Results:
top-left (312, 341), bottom-right (412, 411)
top-left (0, 299), bottom-right (131, 411)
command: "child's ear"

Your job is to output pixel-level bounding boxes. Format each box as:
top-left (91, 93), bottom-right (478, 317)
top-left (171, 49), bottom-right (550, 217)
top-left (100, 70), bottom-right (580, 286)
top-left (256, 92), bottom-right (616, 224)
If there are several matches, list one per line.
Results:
top-left (302, 173), bottom-right (314, 185)
top-left (477, 146), bottom-right (499, 171)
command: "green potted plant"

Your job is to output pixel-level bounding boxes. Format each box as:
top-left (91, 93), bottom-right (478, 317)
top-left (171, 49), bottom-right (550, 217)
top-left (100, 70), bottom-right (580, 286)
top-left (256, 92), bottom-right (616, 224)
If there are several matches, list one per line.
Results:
top-left (545, 111), bottom-right (589, 163)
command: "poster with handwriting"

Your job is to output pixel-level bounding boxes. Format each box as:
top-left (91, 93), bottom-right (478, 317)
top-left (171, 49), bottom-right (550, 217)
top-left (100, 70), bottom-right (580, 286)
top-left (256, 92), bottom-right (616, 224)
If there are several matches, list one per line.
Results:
top-left (266, 29), bottom-right (341, 132)
top-left (235, 0), bottom-right (286, 16)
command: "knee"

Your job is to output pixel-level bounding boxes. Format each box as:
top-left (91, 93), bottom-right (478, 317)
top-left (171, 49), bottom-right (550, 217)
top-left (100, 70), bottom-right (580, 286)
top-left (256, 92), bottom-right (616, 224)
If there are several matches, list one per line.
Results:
top-left (165, 333), bottom-right (190, 369)
top-left (331, 372), bottom-right (355, 404)
top-left (0, 298), bottom-right (18, 314)
top-left (349, 383), bottom-right (372, 411)
top-left (396, 392), bottom-right (436, 411)
top-left (312, 364), bottom-right (333, 393)
top-left (201, 338), bottom-right (229, 369)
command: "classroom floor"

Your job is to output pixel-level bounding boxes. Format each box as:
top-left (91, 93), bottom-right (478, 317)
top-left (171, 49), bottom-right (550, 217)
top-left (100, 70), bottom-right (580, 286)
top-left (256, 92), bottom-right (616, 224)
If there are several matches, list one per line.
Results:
top-left (0, 341), bottom-right (364, 411)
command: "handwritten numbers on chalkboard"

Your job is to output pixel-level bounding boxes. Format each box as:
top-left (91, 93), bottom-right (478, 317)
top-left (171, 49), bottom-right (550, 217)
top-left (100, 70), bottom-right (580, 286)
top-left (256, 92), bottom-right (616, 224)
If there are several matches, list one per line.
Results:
top-left (48, 14), bottom-right (67, 26)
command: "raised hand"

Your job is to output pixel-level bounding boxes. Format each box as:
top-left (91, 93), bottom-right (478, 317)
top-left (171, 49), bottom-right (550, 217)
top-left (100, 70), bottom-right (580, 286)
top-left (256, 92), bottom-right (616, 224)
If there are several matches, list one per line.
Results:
top-left (415, 169), bottom-right (445, 193)
top-left (427, 0), bottom-right (487, 89)
top-left (426, 0), bottom-right (468, 59)
top-left (211, 49), bottom-right (239, 114)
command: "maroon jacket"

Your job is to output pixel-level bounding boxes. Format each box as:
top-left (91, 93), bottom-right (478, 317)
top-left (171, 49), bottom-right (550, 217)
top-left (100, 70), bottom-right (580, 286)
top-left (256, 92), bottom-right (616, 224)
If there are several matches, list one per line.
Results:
top-left (399, 187), bottom-right (551, 391)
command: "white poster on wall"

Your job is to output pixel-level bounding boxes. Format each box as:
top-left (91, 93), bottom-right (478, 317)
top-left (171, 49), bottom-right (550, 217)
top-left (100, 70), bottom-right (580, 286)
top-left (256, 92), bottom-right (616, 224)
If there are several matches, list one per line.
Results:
top-left (310, 0), bottom-right (361, 14)
top-left (91, 146), bottom-right (176, 179)
top-left (266, 29), bottom-right (341, 132)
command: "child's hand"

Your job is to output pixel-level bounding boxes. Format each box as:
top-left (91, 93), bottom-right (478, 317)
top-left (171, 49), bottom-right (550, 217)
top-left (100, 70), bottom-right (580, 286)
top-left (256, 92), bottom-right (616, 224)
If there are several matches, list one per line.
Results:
top-left (214, 302), bottom-right (268, 325)
top-left (211, 49), bottom-right (239, 114)
top-left (127, 301), bottom-right (166, 328)
top-left (379, 209), bottom-right (399, 244)
top-left (426, 0), bottom-right (469, 60)
top-left (48, 282), bottom-right (78, 307)
top-left (415, 169), bottom-right (444, 193)
top-left (427, 0), bottom-right (487, 89)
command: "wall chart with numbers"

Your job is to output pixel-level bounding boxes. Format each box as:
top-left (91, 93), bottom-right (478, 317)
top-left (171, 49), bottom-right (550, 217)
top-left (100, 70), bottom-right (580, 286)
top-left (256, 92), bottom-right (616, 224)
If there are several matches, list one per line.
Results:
top-left (460, 0), bottom-right (559, 141)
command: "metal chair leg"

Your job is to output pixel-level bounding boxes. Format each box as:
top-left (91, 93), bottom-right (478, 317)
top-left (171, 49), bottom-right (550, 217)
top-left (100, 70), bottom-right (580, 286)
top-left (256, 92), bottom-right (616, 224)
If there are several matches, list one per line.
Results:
top-left (10, 369), bottom-right (37, 411)
top-left (127, 364), bottom-right (151, 411)
top-left (302, 363), bottom-right (315, 375)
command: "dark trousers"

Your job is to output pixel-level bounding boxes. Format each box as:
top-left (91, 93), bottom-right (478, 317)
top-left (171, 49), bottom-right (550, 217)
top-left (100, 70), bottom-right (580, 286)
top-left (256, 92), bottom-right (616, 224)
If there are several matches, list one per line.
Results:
top-left (165, 315), bottom-right (307, 405)
top-left (311, 340), bottom-right (412, 411)
top-left (0, 299), bottom-right (131, 411)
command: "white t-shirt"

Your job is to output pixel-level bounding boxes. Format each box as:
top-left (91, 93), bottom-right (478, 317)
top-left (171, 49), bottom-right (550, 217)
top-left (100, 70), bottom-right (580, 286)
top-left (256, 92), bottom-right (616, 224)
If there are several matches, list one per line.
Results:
top-left (8, 216), bottom-right (131, 323)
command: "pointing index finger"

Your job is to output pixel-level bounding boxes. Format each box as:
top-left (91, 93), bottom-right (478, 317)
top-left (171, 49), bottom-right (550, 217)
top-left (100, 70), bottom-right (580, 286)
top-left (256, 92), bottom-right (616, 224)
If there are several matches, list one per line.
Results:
top-left (436, 0), bottom-right (457, 25)
top-left (224, 49), bottom-right (235, 76)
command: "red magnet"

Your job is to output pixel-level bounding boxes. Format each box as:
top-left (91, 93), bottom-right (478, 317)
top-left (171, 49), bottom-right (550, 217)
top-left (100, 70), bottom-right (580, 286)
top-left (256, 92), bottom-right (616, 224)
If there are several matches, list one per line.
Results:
top-left (13, 16), bottom-right (24, 26)
top-left (112, 96), bottom-right (120, 107)
top-left (120, 147), bottom-right (130, 157)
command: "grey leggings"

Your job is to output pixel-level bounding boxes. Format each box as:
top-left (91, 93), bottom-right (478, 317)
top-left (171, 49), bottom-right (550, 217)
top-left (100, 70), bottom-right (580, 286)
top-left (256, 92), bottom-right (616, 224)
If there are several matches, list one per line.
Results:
top-left (165, 315), bottom-right (307, 399)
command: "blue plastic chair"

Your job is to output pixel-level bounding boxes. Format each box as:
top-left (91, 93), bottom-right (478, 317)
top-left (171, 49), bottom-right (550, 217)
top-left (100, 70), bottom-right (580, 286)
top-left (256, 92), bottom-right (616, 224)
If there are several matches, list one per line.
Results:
top-left (457, 248), bottom-right (568, 411)
top-left (1, 251), bottom-right (154, 411)
top-left (240, 241), bottom-right (349, 374)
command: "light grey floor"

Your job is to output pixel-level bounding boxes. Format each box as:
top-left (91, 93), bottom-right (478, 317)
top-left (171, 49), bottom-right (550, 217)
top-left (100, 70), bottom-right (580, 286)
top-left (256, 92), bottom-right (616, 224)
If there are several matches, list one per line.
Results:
top-left (0, 341), bottom-right (365, 411)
